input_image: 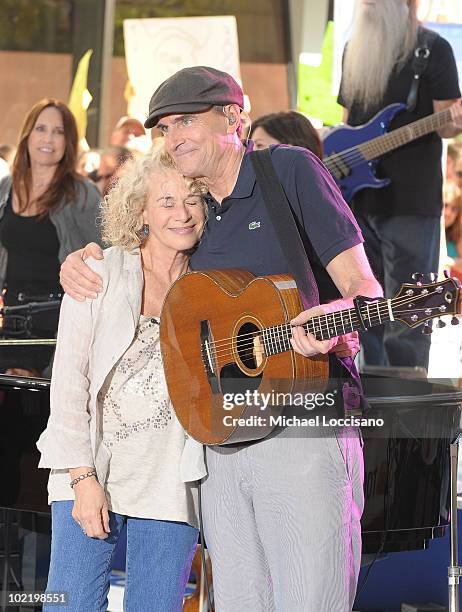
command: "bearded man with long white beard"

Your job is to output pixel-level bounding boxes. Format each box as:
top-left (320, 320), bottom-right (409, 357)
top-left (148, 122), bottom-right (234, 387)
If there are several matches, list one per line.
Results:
top-left (338, 0), bottom-right (462, 371)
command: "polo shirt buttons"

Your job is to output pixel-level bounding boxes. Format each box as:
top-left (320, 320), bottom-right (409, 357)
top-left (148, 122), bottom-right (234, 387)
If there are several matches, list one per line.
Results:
top-left (216, 215), bottom-right (222, 221)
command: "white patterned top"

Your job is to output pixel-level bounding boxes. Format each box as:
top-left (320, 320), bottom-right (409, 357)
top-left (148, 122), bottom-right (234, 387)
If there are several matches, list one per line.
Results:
top-left (98, 314), bottom-right (198, 527)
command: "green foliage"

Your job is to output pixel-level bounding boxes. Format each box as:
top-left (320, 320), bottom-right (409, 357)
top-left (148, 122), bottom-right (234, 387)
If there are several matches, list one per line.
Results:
top-left (297, 21), bottom-right (343, 126)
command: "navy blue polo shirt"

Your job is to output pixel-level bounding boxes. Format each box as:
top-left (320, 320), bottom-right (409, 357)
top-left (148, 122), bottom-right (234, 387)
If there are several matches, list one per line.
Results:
top-left (190, 144), bottom-right (363, 303)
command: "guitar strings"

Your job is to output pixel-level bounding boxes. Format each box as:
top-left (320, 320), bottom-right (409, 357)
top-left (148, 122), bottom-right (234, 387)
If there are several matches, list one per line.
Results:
top-left (206, 290), bottom-right (445, 357)
top-left (205, 287), bottom-right (448, 353)
top-left (324, 128), bottom-right (431, 172)
top-left (206, 287), bottom-right (450, 359)
top-left (325, 114), bottom-right (448, 168)
top-left (323, 111), bottom-right (449, 172)
top-left (206, 303), bottom-right (446, 363)
top-left (324, 132), bottom-right (412, 168)
top-left (324, 134), bottom-right (410, 167)
top-left (205, 295), bottom-right (448, 362)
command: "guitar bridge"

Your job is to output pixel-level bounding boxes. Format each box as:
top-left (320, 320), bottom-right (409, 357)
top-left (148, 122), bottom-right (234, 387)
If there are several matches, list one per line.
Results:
top-left (200, 320), bottom-right (220, 394)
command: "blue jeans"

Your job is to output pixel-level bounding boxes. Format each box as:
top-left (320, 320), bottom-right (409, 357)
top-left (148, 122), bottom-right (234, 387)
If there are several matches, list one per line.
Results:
top-left (44, 501), bottom-right (198, 612)
top-left (356, 213), bottom-right (440, 370)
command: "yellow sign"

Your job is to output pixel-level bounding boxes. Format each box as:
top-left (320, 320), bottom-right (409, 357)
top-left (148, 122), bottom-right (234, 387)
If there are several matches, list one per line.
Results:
top-left (68, 49), bottom-right (93, 144)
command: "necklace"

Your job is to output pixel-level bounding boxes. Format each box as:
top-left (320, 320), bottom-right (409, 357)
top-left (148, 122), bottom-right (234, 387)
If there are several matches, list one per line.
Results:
top-left (33, 181), bottom-right (51, 188)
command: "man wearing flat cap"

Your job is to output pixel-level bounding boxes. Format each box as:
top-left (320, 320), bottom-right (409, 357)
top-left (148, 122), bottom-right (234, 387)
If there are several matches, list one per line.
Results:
top-left (61, 65), bottom-right (381, 611)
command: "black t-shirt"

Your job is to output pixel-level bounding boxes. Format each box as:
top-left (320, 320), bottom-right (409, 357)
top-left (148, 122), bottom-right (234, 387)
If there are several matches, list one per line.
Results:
top-left (0, 192), bottom-right (61, 295)
top-left (337, 28), bottom-right (461, 217)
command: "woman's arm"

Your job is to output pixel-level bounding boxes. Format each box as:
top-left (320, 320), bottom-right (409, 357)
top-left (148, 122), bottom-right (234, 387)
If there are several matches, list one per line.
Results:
top-left (37, 258), bottom-right (104, 468)
top-left (37, 258), bottom-right (110, 538)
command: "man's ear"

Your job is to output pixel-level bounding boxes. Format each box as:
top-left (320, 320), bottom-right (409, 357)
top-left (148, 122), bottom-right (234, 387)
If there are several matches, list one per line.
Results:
top-left (224, 104), bottom-right (241, 133)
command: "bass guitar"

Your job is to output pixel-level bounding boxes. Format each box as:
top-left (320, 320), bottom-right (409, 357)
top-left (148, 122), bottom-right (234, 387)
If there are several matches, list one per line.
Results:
top-left (160, 269), bottom-right (460, 445)
top-left (322, 102), bottom-right (461, 203)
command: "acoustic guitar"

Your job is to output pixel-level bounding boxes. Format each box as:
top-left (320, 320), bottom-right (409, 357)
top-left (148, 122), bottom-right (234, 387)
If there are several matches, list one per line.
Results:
top-left (160, 269), bottom-right (460, 445)
top-left (322, 102), bottom-right (462, 202)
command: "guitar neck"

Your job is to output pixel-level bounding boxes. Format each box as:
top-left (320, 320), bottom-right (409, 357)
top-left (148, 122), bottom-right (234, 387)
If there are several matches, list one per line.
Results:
top-left (359, 108), bottom-right (452, 161)
top-left (259, 278), bottom-right (458, 357)
top-left (262, 300), bottom-right (391, 357)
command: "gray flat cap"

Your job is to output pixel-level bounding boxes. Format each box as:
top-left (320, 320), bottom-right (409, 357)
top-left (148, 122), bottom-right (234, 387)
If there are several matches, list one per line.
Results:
top-left (144, 66), bottom-right (244, 129)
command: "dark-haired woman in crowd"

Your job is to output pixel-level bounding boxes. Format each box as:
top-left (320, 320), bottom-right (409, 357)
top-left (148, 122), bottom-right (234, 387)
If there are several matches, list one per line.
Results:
top-left (250, 110), bottom-right (323, 159)
top-left (0, 98), bottom-right (101, 376)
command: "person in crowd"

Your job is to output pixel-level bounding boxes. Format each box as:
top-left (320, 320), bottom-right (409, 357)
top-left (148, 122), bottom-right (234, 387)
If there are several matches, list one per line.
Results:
top-left (0, 158), bottom-right (9, 180)
top-left (0, 98), bottom-right (101, 376)
top-left (447, 140), bottom-right (462, 182)
top-left (76, 148), bottom-right (101, 179)
top-left (59, 66), bottom-right (380, 611)
top-left (90, 146), bottom-right (134, 196)
top-left (0, 144), bottom-right (16, 179)
top-left (444, 180), bottom-right (462, 280)
top-left (455, 149), bottom-right (462, 191)
top-left (337, 0), bottom-right (462, 371)
top-left (37, 144), bottom-right (206, 611)
top-left (0, 143), bottom-right (16, 169)
top-left (110, 115), bottom-right (146, 147)
top-left (250, 110), bottom-right (323, 158)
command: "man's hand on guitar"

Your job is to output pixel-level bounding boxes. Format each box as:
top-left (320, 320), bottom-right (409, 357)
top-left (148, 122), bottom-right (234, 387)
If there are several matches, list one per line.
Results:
top-left (290, 306), bottom-right (337, 357)
top-left (60, 243), bottom-right (104, 301)
top-left (290, 307), bottom-right (360, 358)
top-left (450, 99), bottom-right (462, 130)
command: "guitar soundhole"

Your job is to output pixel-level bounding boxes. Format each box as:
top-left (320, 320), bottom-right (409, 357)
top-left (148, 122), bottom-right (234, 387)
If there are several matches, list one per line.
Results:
top-left (236, 322), bottom-right (261, 370)
top-left (216, 322), bottom-right (264, 395)
top-left (219, 363), bottom-right (262, 395)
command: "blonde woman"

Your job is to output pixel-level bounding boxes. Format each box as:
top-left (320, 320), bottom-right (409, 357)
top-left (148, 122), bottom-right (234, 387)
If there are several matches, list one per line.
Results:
top-left (37, 145), bottom-right (207, 611)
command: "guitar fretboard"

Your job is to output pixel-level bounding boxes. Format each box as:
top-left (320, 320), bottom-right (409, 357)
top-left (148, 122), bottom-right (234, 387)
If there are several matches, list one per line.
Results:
top-left (261, 301), bottom-right (393, 356)
top-left (323, 107), bottom-right (452, 172)
top-left (360, 108), bottom-right (452, 161)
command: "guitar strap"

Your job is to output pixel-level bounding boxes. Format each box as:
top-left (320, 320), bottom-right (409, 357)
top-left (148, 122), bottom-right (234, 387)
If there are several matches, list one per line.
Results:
top-left (250, 147), bottom-right (366, 417)
top-left (406, 27), bottom-right (438, 112)
top-left (250, 147), bottom-right (319, 310)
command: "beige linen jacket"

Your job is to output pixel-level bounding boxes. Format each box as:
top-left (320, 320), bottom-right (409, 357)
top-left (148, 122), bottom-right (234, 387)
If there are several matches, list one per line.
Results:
top-left (37, 246), bottom-right (206, 501)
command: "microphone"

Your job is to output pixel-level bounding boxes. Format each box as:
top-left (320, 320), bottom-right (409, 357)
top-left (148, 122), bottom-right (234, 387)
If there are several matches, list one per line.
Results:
top-left (1, 300), bottom-right (62, 316)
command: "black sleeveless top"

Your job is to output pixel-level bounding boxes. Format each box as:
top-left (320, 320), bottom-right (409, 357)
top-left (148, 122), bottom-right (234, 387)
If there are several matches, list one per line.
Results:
top-left (0, 191), bottom-right (61, 296)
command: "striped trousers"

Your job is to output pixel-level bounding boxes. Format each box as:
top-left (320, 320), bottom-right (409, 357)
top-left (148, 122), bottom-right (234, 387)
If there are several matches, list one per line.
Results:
top-left (201, 430), bottom-right (364, 611)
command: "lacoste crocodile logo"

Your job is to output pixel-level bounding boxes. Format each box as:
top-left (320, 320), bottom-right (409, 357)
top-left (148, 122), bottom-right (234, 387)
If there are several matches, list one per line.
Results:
top-left (248, 221), bottom-right (261, 230)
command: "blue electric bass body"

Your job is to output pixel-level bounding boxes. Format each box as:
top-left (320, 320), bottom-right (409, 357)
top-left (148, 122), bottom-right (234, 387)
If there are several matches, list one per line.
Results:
top-left (322, 103), bottom-right (451, 203)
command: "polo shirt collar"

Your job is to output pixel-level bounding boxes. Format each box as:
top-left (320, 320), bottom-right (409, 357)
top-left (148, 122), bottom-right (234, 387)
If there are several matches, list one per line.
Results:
top-left (226, 141), bottom-right (256, 200)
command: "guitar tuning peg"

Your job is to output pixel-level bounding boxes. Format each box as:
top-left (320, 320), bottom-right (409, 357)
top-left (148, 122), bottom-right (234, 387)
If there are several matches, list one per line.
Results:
top-left (412, 272), bottom-right (424, 284)
top-left (451, 316), bottom-right (460, 326)
top-left (422, 321), bottom-right (433, 335)
top-left (444, 269), bottom-right (451, 279)
top-left (425, 272), bottom-right (437, 282)
top-left (437, 318), bottom-right (446, 328)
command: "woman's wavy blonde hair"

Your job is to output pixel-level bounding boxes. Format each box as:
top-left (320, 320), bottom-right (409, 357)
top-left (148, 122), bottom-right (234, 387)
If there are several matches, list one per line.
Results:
top-left (100, 142), bottom-right (207, 250)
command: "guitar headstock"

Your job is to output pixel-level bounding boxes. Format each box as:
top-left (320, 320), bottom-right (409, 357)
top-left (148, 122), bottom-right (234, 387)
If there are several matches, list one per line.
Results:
top-left (391, 277), bottom-right (461, 328)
